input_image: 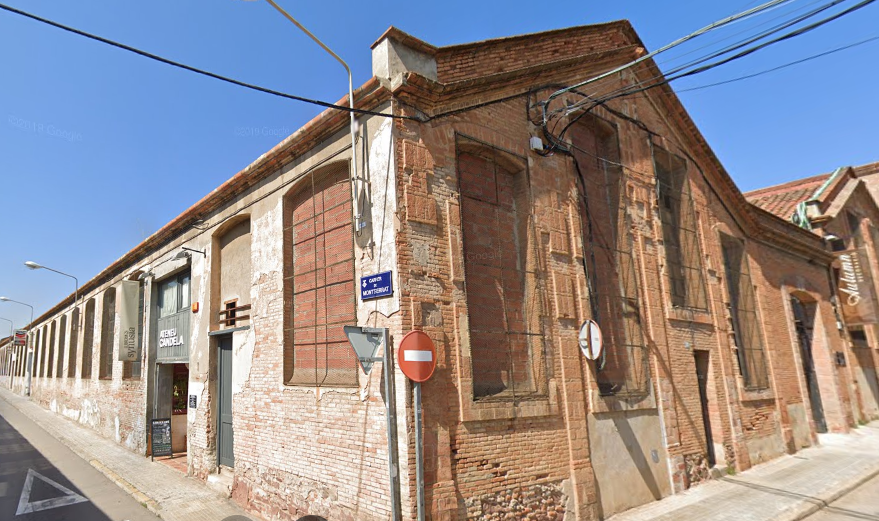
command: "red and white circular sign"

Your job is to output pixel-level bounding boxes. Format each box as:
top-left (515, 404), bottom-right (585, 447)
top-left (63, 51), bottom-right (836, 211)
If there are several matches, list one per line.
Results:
top-left (398, 330), bottom-right (437, 383)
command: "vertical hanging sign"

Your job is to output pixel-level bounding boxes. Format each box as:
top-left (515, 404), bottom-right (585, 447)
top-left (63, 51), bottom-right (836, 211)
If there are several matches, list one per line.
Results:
top-left (118, 280), bottom-right (141, 361)
top-left (835, 249), bottom-right (878, 324)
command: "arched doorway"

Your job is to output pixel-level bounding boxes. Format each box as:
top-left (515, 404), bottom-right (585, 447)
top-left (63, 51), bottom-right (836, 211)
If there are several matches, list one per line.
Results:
top-left (789, 295), bottom-right (827, 433)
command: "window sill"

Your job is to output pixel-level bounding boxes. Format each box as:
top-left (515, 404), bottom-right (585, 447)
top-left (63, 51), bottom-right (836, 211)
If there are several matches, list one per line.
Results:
top-left (590, 388), bottom-right (656, 414)
top-left (458, 378), bottom-right (560, 422)
top-left (667, 307), bottom-right (713, 326)
top-left (740, 385), bottom-right (774, 402)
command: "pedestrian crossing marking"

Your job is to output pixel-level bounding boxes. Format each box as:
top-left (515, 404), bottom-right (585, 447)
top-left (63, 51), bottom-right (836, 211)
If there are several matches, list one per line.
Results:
top-left (16, 468), bottom-right (88, 515)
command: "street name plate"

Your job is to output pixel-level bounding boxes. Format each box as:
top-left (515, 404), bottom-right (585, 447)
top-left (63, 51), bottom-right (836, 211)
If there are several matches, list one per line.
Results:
top-left (360, 271), bottom-right (393, 301)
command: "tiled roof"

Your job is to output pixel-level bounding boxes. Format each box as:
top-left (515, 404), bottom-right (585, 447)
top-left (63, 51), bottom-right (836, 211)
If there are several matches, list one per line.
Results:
top-left (744, 173), bottom-right (830, 220)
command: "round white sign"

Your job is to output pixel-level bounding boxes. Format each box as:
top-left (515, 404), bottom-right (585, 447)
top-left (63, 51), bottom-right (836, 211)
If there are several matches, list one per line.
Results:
top-left (578, 319), bottom-right (603, 360)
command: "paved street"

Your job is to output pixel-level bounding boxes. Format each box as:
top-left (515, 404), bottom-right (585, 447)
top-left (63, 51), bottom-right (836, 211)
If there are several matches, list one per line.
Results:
top-left (805, 473), bottom-right (879, 520)
top-left (0, 397), bottom-right (157, 521)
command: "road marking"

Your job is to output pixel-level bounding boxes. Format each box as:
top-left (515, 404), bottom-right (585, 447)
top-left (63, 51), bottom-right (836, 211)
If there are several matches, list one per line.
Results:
top-left (15, 468), bottom-right (88, 515)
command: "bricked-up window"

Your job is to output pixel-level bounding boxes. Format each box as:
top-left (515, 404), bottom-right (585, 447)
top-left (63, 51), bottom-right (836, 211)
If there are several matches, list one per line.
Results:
top-left (721, 234), bottom-right (769, 389)
top-left (284, 162), bottom-right (358, 386)
top-left (82, 298), bottom-right (95, 379)
top-left (38, 326), bottom-right (47, 378)
top-left (57, 315), bottom-right (67, 378)
top-left (571, 115), bottom-right (650, 397)
top-left (48, 320), bottom-right (57, 378)
top-left (458, 140), bottom-right (545, 399)
top-left (67, 309), bottom-right (78, 377)
top-left (99, 288), bottom-right (116, 380)
top-left (653, 145), bottom-right (708, 311)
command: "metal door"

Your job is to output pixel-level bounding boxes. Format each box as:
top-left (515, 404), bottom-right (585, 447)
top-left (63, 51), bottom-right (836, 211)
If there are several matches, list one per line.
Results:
top-left (218, 336), bottom-right (234, 467)
top-left (791, 297), bottom-right (827, 433)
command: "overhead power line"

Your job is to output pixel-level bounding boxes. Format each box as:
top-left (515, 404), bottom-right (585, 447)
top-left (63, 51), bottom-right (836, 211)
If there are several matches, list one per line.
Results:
top-left (544, 0), bottom-right (797, 105)
top-left (677, 34), bottom-right (879, 92)
top-left (540, 0), bottom-right (877, 154)
top-left (0, 3), bottom-right (416, 120)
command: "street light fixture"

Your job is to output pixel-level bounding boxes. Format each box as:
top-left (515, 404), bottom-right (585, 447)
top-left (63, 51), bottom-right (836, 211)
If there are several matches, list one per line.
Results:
top-left (24, 261), bottom-right (79, 309)
top-left (0, 297), bottom-right (34, 327)
top-left (258, 0), bottom-right (365, 233)
top-left (0, 316), bottom-right (12, 338)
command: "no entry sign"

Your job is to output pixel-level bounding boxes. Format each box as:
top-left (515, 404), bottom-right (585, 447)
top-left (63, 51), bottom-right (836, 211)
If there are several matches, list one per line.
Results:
top-left (398, 330), bottom-right (436, 383)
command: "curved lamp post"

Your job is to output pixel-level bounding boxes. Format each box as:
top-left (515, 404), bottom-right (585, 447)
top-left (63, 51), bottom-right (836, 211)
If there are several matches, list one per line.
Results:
top-left (25, 261), bottom-right (79, 308)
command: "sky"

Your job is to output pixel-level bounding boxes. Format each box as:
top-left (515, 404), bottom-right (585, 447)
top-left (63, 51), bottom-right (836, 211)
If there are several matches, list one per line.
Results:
top-left (0, 0), bottom-right (877, 329)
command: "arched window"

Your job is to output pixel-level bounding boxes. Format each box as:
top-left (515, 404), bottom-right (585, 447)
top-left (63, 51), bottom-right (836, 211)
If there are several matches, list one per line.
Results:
top-left (283, 162), bottom-right (357, 387)
top-left (571, 115), bottom-right (650, 397)
top-left (57, 315), bottom-right (67, 378)
top-left (68, 309), bottom-right (78, 378)
top-left (456, 140), bottom-right (543, 399)
top-left (82, 298), bottom-right (96, 379)
top-left (99, 288), bottom-right (116, 380)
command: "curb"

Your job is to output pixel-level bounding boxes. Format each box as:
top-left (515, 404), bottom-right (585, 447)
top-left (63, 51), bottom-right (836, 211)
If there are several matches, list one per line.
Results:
top-left (90, 459), bottom-right (162, 517)
top-left (777, 464), bottom-right (879, 521)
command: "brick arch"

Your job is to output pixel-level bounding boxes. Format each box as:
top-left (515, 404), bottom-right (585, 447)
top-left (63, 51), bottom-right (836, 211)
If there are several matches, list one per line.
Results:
top-left (282, 161), bottom-right (358, 387)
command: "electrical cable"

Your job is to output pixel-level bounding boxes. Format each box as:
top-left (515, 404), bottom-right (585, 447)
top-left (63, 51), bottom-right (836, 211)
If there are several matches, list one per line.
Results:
top-left (545, 0), bottom-right (876, 154)
top-left (0, 2), bottom-right (417, 120)
top-left (545, 0), bottom-right (796, 104)
top-left (558, 0), bottom-right (854, 116)
top-left (676, 33), bottom-right (879, 92)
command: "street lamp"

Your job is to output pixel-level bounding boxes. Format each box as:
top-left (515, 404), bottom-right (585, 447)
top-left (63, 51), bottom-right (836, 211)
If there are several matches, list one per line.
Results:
top-left (24, 261), bottom-right (79, 309)
top-left (0, 316), bottom-right (12, 338)
top-left (258, 0), bottom-right (365, 233)
top-left (0, 297), bottom-right (34, 327)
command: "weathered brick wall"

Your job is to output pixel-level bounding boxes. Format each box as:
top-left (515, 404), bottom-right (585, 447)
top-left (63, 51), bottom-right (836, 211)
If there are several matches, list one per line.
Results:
top-left (435, 23), bottom-right (634, 84)
top-left (26, 287), bottom-right (149, 454)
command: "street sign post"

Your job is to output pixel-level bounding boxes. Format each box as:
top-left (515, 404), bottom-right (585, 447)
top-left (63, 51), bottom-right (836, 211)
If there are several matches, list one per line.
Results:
top-left (398, 330), bottom-right (436, 521)
top-left (578, 319), bottom-right (604, 360)
top-left (343, 326), bottom-right (400, 521)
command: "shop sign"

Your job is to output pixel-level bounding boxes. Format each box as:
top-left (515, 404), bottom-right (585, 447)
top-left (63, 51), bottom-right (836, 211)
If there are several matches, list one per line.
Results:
top-left (835, 249), bottom-right (878, 324)
top-left (118, 281), bottom-right (141, 361)
top-left (158, 328), bottom-right (185, 348)
top-left (150, 418), bottom-right (172, 459)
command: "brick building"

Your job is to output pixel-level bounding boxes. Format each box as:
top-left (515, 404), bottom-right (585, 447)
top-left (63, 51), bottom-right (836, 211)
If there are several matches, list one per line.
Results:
top-left (748, 161), bottom-right (879, 428)
top-left (5, 22), bottom-right (878, 521)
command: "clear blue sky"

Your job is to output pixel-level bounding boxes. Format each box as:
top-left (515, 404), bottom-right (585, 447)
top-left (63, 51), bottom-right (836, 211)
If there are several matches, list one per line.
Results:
top-left (0, 0), bottom-right (877, 328)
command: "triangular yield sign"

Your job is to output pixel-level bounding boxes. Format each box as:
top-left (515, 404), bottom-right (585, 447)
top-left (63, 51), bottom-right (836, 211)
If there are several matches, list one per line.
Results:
top-left (16, 469), bottom-right (88, 515)
top-left (343, 326), bottom-right (383, 375)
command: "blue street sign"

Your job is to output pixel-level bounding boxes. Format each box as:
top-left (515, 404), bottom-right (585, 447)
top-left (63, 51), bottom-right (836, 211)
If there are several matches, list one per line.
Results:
top-left (361, 271), bottom-right (394, 301)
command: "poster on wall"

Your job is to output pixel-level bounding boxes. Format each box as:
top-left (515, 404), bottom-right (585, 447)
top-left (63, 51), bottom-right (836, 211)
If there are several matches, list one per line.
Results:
top-left (118, 280), bottom-right (141, 361)
top-left (835, 249), bottom-right (878, 324)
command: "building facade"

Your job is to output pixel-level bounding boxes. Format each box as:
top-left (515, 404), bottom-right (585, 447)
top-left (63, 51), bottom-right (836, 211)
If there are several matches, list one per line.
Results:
top-left (6, 22), bottom-right (879, 521)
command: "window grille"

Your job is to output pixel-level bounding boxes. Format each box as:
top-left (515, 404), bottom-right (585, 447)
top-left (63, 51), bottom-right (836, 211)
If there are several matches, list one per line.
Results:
top-left (67, 310), bottom-right (78, 378)
top-left (285, 162), bottom-right (358, 387)
top-left (653, 145), bottom-right (708, 311)
top-left (721, 235), bottom-right (769, 389)
top-left (456, 139), bottom-right (544, 400)
top-left (82, 299), bottom-right (95, 379)
top-left (571, 115), bottom-right (650, 397)
top-left (99, 288), bottom-right (116, 380)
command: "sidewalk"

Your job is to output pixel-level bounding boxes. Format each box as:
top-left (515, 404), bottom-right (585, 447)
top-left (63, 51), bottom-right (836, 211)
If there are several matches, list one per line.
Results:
top-left (608, 422), bottom-right (879, 521)
top-left (0, 387), bottom-right (258, 521)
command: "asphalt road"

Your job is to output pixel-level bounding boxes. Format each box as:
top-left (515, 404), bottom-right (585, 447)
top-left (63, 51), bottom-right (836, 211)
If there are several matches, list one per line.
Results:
top-left (0, 398), bottom-right (158, 521)
top-left (805, 472), bottom-right (879, 520)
